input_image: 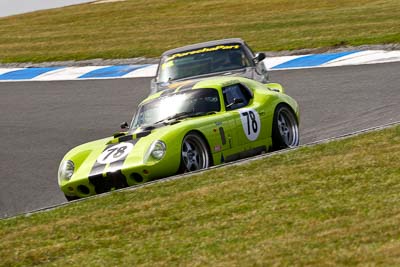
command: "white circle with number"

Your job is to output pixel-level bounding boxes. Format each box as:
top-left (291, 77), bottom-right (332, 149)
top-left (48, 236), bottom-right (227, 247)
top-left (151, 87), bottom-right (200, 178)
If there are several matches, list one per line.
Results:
top-left (239, 108), bottom-right (261, 141)
top-left (97, 142), bottom-right (134, 164)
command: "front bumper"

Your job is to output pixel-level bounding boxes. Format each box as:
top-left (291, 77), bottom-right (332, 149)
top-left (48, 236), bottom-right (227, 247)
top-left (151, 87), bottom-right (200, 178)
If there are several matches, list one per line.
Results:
top-left (60, 157), bottom-right (180, 199)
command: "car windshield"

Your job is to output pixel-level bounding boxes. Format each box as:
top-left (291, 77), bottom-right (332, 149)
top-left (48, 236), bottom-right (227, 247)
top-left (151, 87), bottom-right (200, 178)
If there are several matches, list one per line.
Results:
top-left (131, 88), bottom-right (220, 129)
top-left (158, 44), bottom-right (251, 83)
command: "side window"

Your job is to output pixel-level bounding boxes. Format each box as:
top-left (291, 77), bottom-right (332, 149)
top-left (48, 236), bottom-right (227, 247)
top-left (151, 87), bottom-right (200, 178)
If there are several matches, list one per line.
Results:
top-left (223, 83), bottom-right (253, 110)
top-left (191, 88), bottom-right (221, 113)
top-left (242, 42), bottom-right (256, 66)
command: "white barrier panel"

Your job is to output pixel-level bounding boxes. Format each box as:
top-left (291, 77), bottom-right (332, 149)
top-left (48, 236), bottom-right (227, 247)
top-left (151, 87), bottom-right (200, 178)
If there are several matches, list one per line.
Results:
top-left (1, 50), bottom-right (399, 82)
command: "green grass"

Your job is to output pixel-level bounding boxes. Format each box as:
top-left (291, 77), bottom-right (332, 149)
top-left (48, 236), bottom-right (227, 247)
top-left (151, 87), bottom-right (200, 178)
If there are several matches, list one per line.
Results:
top-left (0, 0), bottom-right (399, 63)
top-left (1, 125), bottom-right (399, 266)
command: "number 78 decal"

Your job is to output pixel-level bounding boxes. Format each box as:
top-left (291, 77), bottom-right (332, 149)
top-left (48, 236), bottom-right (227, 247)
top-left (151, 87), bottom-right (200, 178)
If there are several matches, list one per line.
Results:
top-left (239, 108), bottom-right (261, 141)
top-left (97, 142), bottom-right (134, 164)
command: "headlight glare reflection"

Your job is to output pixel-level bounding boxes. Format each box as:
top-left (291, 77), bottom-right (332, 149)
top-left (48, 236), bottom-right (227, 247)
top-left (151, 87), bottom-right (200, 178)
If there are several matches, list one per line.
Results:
top-left (151, 140), bottom-right (166, 160)
top-left (144, 140), bottom-right (167, 163)
top-left (58, 160), bottom-right (74, 182)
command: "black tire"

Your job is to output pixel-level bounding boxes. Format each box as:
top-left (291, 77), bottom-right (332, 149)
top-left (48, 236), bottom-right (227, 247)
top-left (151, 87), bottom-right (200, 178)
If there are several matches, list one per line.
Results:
top-left (180, 132), bottom-right (211, 173)
top-left (64, 194), bottom-right (79, 202)
top-left (272, 104), bottom-right (300, 150)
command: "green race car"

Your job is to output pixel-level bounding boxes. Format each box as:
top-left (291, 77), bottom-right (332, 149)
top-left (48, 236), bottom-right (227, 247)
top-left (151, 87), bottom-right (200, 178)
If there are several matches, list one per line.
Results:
top-left (58, 76), bottom-right (299, 200)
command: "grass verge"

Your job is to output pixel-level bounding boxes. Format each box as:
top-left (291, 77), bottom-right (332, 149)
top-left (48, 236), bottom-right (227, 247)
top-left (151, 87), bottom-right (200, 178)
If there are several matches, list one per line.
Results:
top-left (0, 0), bottom-right (399, 63)
top-left (1, 125), bottom-right (399, 266)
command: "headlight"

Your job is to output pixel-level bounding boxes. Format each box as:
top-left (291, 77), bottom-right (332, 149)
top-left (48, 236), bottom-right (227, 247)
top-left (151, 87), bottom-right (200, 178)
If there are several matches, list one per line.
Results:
top-left (144, 140), bottom-right (166, 163)
top-left (58, 160), bottom-right (75, 183)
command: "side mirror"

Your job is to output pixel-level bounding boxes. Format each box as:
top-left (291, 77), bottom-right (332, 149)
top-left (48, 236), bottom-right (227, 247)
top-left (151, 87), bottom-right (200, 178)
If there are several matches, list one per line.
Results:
top-left (120, 121), bottom-right (129, 130)
top-left (112, 122), bottom-right (129, 138)
top-left (254, 53), bottom-right (269, 82)
top-left (253, 52), bottom-right (266, 64)
top-left (150, 78), bottom-right (158, 95)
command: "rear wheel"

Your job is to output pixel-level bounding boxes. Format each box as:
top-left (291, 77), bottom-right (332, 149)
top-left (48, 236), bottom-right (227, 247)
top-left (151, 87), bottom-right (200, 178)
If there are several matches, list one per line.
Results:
top-left (180, 132), bottom-right (211, 173)
top-left (272, 105), bottom-right (299, 150)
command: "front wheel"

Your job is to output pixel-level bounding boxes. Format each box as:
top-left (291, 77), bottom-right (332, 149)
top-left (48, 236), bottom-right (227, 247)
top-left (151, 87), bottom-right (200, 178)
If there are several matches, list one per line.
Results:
top-left (272, 105), bottom-right (300, 150)
top-left (180, 132), bottom-right (211, 173)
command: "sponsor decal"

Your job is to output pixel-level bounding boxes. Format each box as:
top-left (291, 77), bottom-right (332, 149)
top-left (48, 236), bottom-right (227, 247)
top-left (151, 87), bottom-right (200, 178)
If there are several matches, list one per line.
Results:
top-left (165, 44), bottom-right (241, 63)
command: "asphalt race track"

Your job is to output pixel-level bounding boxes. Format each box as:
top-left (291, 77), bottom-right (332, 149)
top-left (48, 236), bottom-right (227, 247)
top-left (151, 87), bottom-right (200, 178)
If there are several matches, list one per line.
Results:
top-left (1, 62), bottom-right (399, 218)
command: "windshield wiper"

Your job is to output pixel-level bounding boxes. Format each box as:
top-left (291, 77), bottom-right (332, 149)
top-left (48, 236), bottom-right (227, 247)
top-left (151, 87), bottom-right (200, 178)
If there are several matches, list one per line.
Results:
top-left (163, 111), bottom-right (197, 122)
top-left (150, 112), bottom-right (189, 126)
top-left (154, 111), bottom-right (215, 125)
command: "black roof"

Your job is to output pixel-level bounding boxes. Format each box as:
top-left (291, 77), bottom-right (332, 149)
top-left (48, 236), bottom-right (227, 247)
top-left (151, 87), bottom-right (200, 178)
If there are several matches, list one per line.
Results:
top-left (161, 38), bottom-right (245, 57)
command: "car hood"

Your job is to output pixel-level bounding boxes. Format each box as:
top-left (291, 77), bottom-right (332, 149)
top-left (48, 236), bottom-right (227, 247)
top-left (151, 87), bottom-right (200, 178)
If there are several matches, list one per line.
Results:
top-left (61, 119), bottom-right (197, 180)
top-left (157, 67), bottom-right (254, 91)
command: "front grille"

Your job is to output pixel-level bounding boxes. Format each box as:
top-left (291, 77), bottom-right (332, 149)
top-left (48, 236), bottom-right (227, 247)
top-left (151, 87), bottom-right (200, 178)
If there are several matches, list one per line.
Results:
top-left (88, 170), bottom-right (129, 194)
top-left (77, 185), bottom-right (90, 195)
